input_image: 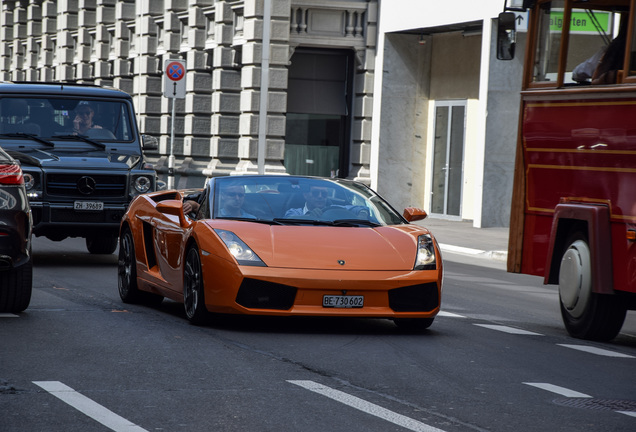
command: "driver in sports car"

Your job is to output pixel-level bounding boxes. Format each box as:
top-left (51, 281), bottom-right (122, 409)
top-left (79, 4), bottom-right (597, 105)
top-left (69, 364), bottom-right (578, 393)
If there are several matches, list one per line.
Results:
top-left (217, 184), bottom-right (255, 218)
top-left (284, 185), bottom-right (369, 218)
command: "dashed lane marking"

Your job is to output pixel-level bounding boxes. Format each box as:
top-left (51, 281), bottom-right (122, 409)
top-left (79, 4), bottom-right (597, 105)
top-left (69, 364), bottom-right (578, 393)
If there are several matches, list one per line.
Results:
top-left (437, 311), bottom-right (466, 318)
top-left (474, 324), bottom-right (543, 336)
top-left (33, 381), bottom-right (148, 432)
top-left (288, 380), bottom-right (446, 432)
top-left (523, 383), bottom-right (592, 398)
top-left (558, 344), bottom-right (635, 358)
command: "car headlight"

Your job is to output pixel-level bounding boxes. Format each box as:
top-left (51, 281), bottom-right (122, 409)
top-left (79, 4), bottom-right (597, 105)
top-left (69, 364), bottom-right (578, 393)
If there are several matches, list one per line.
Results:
top-left (23, 173), bottom-right (35, 190)
top-left (132, 175), bottom-right (152, 194)
top-left (214, 229), bottom-right (266, 267)
top-left (22, 172), bottom-right (42, 199)
top-left (414, 234), bottom-right (437, 270)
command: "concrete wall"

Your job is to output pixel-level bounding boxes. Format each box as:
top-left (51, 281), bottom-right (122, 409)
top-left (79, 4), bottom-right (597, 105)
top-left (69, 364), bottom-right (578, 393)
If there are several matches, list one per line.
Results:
top-left (376, 33), bottom-right (431, 211)
top-left (482, 25), bottom-right (525, 227)
top-left (373, 1), bottom-right (526, 227)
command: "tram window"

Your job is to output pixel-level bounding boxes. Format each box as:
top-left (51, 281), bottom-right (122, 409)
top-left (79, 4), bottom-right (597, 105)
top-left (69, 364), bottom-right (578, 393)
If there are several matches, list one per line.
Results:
top-left (629, 7), bottom-right (636, 77)
top-left (568, 9), bottom-right (624, 85)
top-left (532, 0), bottom-right (564, 83)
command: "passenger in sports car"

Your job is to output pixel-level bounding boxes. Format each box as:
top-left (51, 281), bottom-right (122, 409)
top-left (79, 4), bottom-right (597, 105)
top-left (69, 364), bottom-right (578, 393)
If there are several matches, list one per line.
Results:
top-left (284, 185), bottom-right (369, 218)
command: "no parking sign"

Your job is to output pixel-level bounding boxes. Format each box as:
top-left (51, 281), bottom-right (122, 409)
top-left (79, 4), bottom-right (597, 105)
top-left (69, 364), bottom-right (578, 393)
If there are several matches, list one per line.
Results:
top-left (163, 59), bottom-right (186, 99)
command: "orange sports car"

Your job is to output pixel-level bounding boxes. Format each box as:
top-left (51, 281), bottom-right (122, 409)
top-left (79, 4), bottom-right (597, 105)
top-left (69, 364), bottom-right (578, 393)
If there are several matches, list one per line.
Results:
top-left (117, 175), bottom-right (443, 330)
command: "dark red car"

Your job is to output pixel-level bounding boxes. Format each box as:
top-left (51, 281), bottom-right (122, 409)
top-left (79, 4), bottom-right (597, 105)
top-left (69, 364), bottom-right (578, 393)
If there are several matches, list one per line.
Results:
top-left (0, 146), bottom-right (32, 313)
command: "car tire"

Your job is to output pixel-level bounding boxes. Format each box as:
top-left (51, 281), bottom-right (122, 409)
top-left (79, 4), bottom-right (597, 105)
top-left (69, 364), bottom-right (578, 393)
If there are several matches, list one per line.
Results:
top-left (183, 244), bottom-right (210, 325)
top-left (0, 259), bottom-right (33, 313)
top-left (558, 233), bottom-right (626, 341)
top-left (118, 228), bottom-right (163, 306)
top-left (393, 317), bottom-right (434, 332)
top-left (86, 233), bottom-right (118, 254)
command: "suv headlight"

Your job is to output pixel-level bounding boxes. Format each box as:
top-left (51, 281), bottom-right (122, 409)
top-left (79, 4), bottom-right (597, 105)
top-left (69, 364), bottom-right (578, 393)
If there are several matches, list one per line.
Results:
top-left (414, 234), bottom-right (437, 270)
top-left (22, 172), bottom-right (42, 200)
top-left (132, 175), bottom-right (152, 195)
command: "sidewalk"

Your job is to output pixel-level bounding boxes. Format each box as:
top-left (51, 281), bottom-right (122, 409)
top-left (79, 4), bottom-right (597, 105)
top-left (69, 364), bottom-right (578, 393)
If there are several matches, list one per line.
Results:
top-left (413, 217), bottom-right (509, 263)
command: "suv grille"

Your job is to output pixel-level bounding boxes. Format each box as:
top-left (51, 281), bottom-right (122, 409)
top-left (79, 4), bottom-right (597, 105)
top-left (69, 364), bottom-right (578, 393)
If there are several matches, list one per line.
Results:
top-left (47, 174), bottom-right (127, 198)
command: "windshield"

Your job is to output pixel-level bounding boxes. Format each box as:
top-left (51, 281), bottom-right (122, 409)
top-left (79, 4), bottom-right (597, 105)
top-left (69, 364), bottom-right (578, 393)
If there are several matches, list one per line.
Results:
top-left (208, 176), bottom-right (405, 226)
top-left (0, 96), bottom-right (134, 142)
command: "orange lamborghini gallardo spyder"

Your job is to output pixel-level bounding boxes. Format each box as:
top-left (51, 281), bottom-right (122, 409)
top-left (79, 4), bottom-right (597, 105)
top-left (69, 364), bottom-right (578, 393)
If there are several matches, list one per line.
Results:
top-left (118, 175), bottom-right (443, 330)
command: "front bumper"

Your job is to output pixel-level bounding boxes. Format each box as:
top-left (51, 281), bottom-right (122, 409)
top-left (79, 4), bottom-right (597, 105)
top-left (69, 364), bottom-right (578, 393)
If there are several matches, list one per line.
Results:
top-left (30, 202), bottom-right (126, 238)
top-left (201, 256), bottom-right (442, 318)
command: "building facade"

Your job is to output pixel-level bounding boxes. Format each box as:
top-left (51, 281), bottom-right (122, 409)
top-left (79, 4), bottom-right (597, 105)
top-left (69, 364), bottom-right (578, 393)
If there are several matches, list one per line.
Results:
top-left (0, 0), bottom-right (523, 227)
top-left (0, 0), bottom-right (377, 185)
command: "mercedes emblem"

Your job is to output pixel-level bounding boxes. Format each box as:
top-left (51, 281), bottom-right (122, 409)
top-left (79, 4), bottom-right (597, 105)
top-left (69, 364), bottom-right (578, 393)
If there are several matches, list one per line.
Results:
top-left (77, 176), bottom-right (97, 195)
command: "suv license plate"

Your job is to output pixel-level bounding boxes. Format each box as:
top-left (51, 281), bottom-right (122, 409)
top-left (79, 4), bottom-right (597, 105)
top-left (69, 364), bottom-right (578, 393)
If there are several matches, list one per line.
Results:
top-left (74, 201), bottom-right (104, 211)
top-left (322, 295), bottom-right (364, 308)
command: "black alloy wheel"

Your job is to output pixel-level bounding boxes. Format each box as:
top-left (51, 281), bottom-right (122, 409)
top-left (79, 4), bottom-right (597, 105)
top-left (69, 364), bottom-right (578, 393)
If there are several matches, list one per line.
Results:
top-left (183, 244), bottom-right (210, 325)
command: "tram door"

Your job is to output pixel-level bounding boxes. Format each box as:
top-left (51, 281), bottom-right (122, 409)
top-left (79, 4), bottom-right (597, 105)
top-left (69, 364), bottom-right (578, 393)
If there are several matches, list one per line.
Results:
top-left (431, 101), bottom-right (466, 217)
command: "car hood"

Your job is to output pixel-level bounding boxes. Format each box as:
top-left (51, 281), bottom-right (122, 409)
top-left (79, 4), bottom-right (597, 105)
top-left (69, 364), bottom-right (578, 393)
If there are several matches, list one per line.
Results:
top-left (207, 222), bottom-right (431, 271)
top-left (4, 147), bottom-right (140, 170)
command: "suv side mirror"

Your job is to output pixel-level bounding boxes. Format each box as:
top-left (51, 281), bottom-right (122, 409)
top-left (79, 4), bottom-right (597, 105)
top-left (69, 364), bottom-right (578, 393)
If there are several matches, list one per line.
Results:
top-left (497, 12), bottom-right (517, 60)
top-left (142, 134), bottom-right (158, 150)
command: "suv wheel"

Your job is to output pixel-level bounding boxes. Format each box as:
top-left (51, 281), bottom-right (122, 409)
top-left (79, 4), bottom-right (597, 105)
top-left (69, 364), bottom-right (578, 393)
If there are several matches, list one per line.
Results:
top-left (86, 234), bottom-right (118, 254)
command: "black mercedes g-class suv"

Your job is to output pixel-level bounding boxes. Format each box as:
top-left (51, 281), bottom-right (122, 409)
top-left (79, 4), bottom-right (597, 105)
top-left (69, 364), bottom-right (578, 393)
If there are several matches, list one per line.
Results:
top-left (0, 82), bottom-right (158, 254)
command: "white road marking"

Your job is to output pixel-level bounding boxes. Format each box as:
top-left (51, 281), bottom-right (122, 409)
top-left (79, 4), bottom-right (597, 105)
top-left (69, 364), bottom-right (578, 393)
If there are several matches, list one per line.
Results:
top-left (0, 313), bottom-right (19, 318)
top-left (439, 244), bottom-right (483, 255)
top-left (33, 381), bottom-right (148, 432)
top-left (617, 411), bottom-right (636, 418)
top-left (288, 380), bottom-right (446, 432)
top-left (558, 344), bottom-right (635, 358)
top-left (474, 324), bottom-right (543, 336)
top-left (523, 383), bottom-right (592, 398)
top-left (437, 311), bottom-right (466, 318)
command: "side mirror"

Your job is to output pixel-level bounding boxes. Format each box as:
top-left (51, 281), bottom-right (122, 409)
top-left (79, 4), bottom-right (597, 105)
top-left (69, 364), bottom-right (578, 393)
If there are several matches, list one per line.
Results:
top-left (403, 207), bottom-right (428, 222)
top-left (156, 199), bottom-right (187, 226)
top-left (142, 134), bottom-right (158, 150)
top-left (497, 12), bottom-right (516, 60)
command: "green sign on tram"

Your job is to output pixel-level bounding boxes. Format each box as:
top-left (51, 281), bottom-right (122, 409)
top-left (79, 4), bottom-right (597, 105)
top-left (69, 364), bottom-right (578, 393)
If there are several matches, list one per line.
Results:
top-left (549, 10), bottom-right (611, 34)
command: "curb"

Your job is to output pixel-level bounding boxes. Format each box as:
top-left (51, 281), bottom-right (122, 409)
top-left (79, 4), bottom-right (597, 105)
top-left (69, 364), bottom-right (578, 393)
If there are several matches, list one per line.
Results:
top-left (439, 244), bottom-right (508, 262)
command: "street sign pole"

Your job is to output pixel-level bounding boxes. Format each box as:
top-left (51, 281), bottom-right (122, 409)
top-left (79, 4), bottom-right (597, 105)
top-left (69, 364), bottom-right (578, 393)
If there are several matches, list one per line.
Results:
top-left (169, 98), bottom-right (176, 189)
top-left (162, 59), bottom-right (186, 190)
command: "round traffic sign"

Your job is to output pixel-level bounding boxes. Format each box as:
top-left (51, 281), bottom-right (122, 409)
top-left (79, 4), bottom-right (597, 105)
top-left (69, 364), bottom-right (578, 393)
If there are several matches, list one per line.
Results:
top-left (166, 61), bottom-right (185, 81)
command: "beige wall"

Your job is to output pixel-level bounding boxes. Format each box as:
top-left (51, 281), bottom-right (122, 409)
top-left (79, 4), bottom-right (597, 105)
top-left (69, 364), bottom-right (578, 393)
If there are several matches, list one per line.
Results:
top-left (430, 32), bottom-right (482, 100)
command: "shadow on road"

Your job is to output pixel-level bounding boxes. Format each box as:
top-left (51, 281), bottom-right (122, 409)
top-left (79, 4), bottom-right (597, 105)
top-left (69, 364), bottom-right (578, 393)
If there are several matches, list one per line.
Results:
top-left (151, 299), bottom-right (441, 336)
top-left (32, 236), bottom-right (118, 267)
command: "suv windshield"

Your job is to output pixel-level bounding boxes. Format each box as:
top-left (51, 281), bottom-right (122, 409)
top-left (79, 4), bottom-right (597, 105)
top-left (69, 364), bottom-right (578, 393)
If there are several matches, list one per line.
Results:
top-left (0, 97), bottom-right (134, 142)
top-left (207, 176), bottom-right (405, 226)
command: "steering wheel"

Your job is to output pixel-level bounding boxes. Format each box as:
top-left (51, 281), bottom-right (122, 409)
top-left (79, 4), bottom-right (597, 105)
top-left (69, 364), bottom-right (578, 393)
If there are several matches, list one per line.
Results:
top-left (320, 206), bottom-right (356, 220)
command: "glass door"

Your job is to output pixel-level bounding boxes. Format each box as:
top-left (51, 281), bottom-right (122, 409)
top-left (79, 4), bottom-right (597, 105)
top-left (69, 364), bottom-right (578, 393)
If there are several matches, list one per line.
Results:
top-left (285, 49), bottom-right (353, 178)
top-left (431, 101), bottom-right (466, 217)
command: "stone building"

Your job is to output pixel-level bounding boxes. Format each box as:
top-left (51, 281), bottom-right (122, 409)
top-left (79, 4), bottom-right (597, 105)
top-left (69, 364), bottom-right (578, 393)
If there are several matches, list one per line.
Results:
top-left (0, 0), bottom-right (377, 188)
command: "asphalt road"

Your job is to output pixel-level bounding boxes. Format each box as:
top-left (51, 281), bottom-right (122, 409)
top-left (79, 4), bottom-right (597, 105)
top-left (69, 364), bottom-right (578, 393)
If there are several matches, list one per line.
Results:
top-left (1, 237), bottom-right (634, 432)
